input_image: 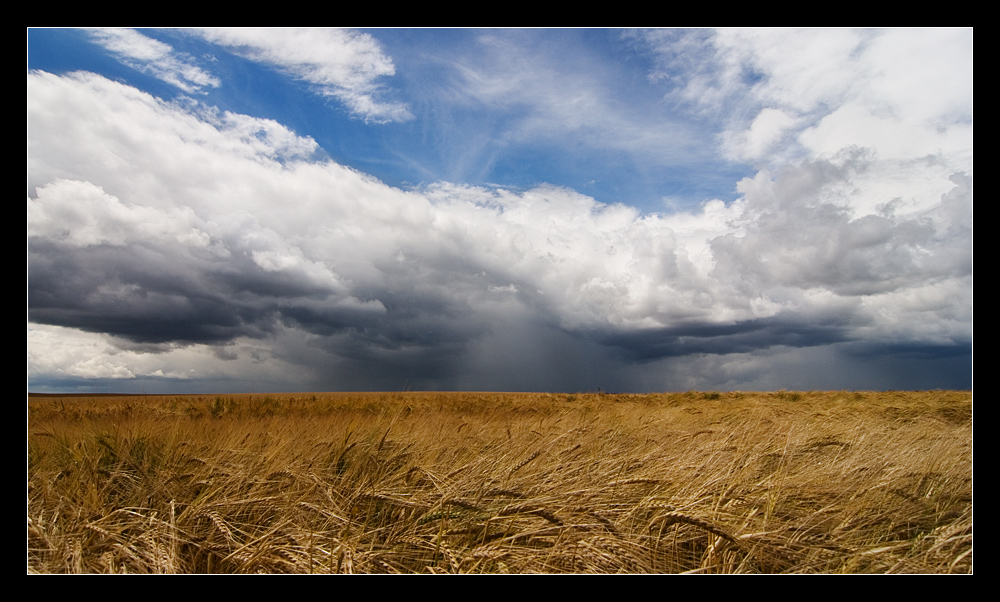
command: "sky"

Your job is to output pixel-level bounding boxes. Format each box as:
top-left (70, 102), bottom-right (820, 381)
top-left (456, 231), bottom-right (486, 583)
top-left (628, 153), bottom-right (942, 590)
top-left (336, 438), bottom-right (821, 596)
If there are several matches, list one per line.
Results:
top-left (27, 28), bottom-right (973, 393)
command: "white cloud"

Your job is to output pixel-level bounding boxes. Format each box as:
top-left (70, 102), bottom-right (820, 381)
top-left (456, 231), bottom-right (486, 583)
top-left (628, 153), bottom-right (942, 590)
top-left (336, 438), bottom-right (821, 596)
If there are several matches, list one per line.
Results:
top-left (29, 324), bottom-right (136, 380)
top-left (193, 28), bottom-right (413, 123)
top-left (28, 179), bottom-right (209, 248)
top-left (641, 28), bottom-right (971, 169)
top-left (726, 107), bottom-right (798, 162)
top-left (86, 28), bottom-right (220, 93)
top-left (28, 323), bottom-right (310, 384)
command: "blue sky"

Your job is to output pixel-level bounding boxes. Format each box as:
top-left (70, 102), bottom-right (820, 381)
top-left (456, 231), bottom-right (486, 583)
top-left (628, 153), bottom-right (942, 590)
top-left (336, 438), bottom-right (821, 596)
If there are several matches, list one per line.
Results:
top-left (28, 28), bottom-right (750, 213)
top-left (28, 28), bottom-right (972, 393)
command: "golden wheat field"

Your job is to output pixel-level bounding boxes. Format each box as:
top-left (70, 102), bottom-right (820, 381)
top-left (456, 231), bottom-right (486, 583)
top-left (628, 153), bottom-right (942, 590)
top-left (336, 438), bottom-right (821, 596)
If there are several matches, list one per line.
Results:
top-left (27, 390), bottom-right (971, 574)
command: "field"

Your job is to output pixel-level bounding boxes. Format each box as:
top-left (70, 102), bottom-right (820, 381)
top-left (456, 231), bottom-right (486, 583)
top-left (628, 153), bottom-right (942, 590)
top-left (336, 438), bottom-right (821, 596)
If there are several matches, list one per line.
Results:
top-left (27, 390), bottom-right (972, 574)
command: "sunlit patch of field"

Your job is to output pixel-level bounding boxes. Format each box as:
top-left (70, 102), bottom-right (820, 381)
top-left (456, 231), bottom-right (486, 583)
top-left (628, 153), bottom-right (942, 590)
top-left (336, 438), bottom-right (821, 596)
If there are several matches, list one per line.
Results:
top-left (28, 390), bottom-right (971, 573)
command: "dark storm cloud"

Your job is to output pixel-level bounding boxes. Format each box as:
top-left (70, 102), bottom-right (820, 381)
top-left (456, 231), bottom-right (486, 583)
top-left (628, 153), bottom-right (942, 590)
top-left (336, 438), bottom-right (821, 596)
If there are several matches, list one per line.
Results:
top-left (29, 241), bottom-right (260, 344)
top-left (841, 339), bottom-right (973, 361)
top-left (592, 313), bottom-right (854, 362)
top-left (27, 230), bottom-right (385, 346)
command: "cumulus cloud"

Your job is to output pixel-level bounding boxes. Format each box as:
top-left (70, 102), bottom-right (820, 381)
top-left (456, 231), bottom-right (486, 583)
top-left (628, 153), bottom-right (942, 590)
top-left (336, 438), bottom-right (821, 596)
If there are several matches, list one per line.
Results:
top-left (27, 68), bottom-right (971, 391)
top-left (192, 28), bottom-right (413, 123)
top-left (639, 28), bottom-right (971, 168)
top-left (28, 323), bottom-right (313, 392)
top-left (86, 28), bottom-right (220, 93)
top-left (725, 107), bottom-right (798, 162)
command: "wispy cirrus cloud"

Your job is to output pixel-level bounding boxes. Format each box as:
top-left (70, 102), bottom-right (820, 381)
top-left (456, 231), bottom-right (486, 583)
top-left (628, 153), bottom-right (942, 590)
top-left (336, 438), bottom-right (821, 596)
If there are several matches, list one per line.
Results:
top-left (86, 28), bottom-right (220, 94)
top-left (192, 28), bottom-right (413, 123)
top-left (446, 31), bottom-right (703, 160)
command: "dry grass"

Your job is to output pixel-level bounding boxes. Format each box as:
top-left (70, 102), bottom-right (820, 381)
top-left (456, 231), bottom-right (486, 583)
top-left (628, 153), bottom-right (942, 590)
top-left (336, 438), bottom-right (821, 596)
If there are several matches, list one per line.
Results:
top-left (27, 390), bottom-right (972, 573)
